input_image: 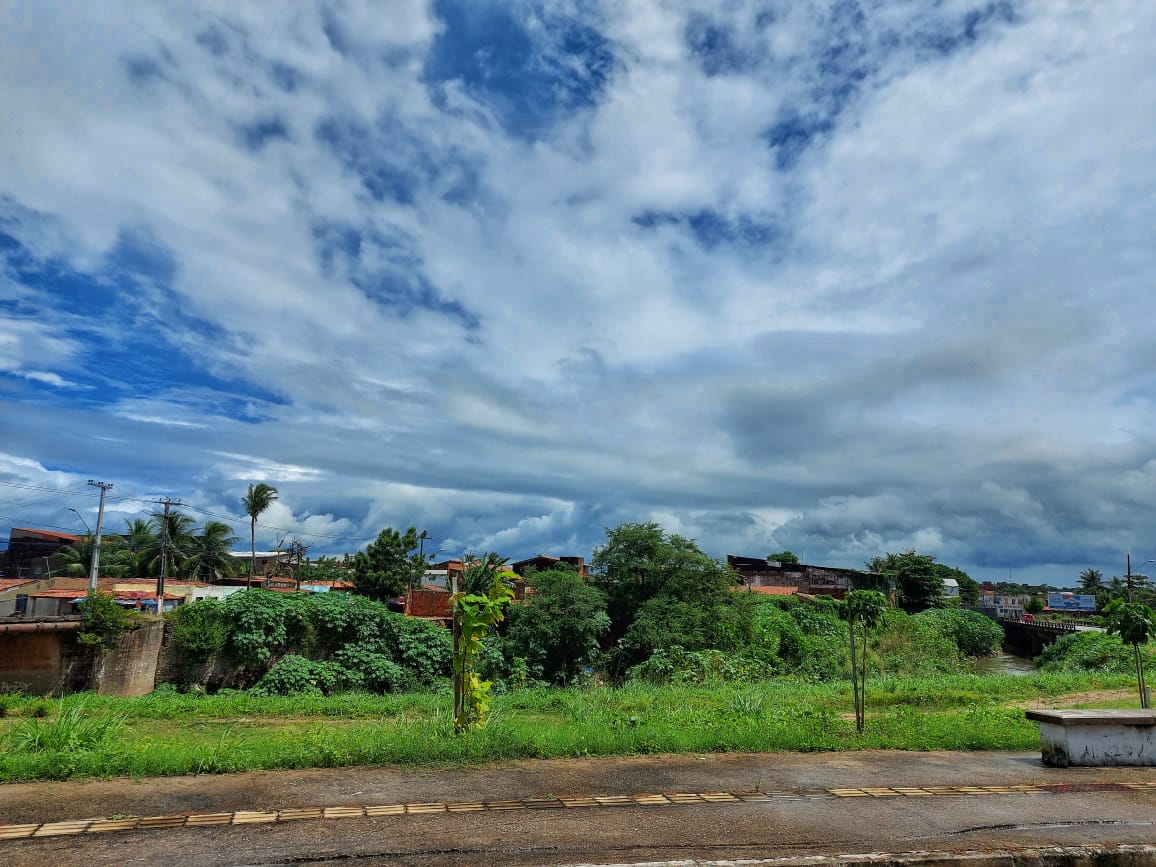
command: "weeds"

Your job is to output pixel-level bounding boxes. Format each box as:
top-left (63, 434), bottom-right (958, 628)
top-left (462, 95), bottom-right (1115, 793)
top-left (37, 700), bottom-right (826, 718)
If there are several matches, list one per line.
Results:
top-left (6, 701), bottom-right (127, 754)
top-left (0, 671), bottom-right (1142, 783)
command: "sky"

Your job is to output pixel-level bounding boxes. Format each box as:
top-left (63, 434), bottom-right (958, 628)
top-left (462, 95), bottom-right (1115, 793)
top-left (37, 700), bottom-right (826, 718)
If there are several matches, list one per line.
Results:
top-left (2, 0), bottom-right (1155, 586)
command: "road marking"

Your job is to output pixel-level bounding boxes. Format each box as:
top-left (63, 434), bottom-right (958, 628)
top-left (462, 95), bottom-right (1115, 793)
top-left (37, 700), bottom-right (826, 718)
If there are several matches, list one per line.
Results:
top-left (0, 781), bottom-right (1150, 842)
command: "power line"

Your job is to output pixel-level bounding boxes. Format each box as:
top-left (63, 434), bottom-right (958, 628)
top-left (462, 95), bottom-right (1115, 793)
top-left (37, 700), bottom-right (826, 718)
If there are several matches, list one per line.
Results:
top-left (0, 480), bottom-right (96, 495)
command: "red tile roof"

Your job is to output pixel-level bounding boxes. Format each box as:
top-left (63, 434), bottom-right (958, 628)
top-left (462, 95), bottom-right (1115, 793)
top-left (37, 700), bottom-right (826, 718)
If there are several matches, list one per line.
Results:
top-left (10, 528), bottom-right (81, 541)
top-left (0, 578), bottom-right (37, 593)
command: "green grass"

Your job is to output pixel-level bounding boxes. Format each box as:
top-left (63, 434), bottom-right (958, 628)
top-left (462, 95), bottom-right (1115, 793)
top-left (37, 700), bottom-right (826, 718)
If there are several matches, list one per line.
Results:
top-left (0, 672), bottom-right (1143, 783)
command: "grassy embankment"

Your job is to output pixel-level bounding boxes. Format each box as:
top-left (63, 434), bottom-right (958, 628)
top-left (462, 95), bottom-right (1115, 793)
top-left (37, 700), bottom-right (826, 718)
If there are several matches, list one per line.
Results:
top-left (0, 671), bottom-right (1141, 783)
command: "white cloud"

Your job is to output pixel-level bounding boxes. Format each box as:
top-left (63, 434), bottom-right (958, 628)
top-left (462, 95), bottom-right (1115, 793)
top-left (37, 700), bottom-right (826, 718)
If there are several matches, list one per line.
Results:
top-left (1, 1), bottom-right (1155, 584)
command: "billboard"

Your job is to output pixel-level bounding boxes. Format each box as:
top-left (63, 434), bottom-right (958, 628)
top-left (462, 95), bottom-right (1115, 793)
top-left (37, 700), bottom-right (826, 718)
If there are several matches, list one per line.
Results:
top-left (1046, 592), bottom-right (1096, 612)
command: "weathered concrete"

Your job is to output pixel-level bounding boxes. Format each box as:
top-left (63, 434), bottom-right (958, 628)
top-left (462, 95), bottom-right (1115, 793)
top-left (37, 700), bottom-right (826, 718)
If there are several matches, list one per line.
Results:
top-left (91, 620), bottom-right (165, 697)
top-left (0, 620), bottom-right (164, 696)
top-left (0, 628), bottom-right (90, 694)
top-left (1027, 709), bottom-right (1156, 766)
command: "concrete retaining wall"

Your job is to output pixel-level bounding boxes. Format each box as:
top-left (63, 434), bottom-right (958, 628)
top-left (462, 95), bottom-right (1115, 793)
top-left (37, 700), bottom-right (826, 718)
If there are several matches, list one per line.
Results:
top-left (0, 620), bottom-right (165, 696)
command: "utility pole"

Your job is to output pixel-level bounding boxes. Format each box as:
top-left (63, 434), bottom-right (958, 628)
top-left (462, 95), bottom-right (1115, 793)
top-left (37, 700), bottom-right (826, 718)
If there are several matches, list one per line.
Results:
top-left (87, 480), bottom-right (113, 594)
top-left (1127, 553), bottom-right (1133, 602)
top-left (153, 497), bottom-right (183, 613)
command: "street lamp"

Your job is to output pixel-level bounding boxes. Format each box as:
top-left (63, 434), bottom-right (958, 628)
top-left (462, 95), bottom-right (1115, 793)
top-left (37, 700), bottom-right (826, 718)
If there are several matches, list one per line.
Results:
top-left (69, 507), bottom-right (92, 535)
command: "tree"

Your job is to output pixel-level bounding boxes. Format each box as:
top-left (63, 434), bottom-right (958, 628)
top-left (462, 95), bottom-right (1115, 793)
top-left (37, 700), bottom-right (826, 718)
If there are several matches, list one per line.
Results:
top-left (241, 483), bottom-right (279, 588)
top-left (767, 551), bottom-right (800, 565)
top-left (122, 518), bottom-right (158, 578)
top-left (351, 526), bottom-right (425, 601)
top-left (1025, 595), bottom-right (1045, 615)
top-left (845, 590), bottom-right (888, 732)
top-left (181, 521), bottom-right (239, 582)
top-left (506, 569), bottom-right (610, 684)
top-left (147, 512), bottom-right (197, 577)
top-left (52, 535), bottom-right (129, 579)
top-left (451, 567), bottom-right (515, 732)
top-left (1102, 598), bottom-right (1154, 708)
top-left (866, 550), bottom-right (943, 613)
top-left (1078, 568), bottom-right (1104, 595)
top-left (593, 522), bottom-right (730, 643)
top-left (592, 522), bottom-right (738, 679)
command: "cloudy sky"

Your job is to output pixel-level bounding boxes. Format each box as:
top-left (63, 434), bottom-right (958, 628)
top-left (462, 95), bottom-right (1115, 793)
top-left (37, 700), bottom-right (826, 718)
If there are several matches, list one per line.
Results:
top-left (2, 0), bottom-right (1154, 585)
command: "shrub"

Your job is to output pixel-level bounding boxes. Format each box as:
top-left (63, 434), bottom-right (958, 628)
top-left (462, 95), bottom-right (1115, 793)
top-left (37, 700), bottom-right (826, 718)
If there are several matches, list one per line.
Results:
top-left (167, 599), bottom-right (228, 675)
top-left (223, 590), bottom-right (313, 667)
top-left (77, 592), bottom-right (138, 649)
top-left (1037, 631), bottom-right (1154, 673)
top-left (254, 655), bottom-right (346, 696)
top-left (915, 608), bottom-right (1004, 657)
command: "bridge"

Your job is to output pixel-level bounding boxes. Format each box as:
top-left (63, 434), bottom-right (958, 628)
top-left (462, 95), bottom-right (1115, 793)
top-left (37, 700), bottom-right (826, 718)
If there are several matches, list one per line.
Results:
top-left (999, 617), bottom-right (1099, 656)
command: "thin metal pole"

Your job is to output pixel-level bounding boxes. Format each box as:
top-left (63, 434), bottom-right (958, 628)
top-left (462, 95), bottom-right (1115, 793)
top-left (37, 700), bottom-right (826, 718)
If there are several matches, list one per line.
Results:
top-left (87, 480), bottom-right (112, 594)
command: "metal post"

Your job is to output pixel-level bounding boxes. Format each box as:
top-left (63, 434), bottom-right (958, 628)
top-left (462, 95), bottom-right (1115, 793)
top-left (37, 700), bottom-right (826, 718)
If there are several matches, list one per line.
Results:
top-left (1127, 554), bottom-right (1132, 602)
top-left (87, 480), bottom-right (112, 594)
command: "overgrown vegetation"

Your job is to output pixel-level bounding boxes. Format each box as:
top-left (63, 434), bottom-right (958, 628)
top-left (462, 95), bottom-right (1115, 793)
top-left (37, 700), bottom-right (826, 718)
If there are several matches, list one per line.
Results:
top-left (165, 590), bottom-right (450, 691)
top-left (76, 591), bottom-right (140, 649)
top-left (0, 672), bottom-right (1137, 783)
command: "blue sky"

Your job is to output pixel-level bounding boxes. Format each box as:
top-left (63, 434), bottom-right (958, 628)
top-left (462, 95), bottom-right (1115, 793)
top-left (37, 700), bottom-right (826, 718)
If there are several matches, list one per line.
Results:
top-left (2, 0), bottom-right (1155, 584)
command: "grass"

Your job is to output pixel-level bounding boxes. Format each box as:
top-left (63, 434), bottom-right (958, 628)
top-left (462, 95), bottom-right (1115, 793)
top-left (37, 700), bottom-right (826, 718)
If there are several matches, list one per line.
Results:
top-left (0, 672), bottom-right (1143, 783)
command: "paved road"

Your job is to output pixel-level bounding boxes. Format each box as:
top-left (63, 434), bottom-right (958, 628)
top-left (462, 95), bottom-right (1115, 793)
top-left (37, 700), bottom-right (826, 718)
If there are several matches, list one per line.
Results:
top-left (2, 751), bottom-right (1154, 865)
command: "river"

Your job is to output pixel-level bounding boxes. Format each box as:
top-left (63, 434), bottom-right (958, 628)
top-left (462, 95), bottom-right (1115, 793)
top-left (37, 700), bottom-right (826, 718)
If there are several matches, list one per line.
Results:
top-left (972, 652), bottom-right (1037, 675)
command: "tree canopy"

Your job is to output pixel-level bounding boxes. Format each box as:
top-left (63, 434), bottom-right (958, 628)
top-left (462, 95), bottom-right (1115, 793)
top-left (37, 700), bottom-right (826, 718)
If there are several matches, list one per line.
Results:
top-left (865, 550), bottom-right (944, 613)
top-left (351, 526), bottom-right (427, 601)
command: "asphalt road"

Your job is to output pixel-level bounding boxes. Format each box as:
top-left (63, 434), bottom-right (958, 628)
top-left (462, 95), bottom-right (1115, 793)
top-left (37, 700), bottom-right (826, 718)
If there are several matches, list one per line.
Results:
top-left (2, 751), bottom-right (1155, 865)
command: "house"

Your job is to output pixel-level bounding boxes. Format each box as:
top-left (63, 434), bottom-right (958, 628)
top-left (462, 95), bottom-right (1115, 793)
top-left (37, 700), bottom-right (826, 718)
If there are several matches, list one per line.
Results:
top-left (227, 550), bottom-right (292, 582)
top-left (942, 578), bottom-right (960, 598)
top-left (0, 577), bottom-right (40, 616)
top-left (3, 528), bottom-right (81, 579)
top-left (726, 555), bottom-right (878, 600)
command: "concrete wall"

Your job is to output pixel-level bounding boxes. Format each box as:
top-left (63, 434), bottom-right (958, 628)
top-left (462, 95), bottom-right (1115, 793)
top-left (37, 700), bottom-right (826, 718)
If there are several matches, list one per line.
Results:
top-left (0, 629), bottom-right (91, 694)
top-left (91, 620), bottom-right (165, 697)
top-left (0, 620), bottom-right (165, 696)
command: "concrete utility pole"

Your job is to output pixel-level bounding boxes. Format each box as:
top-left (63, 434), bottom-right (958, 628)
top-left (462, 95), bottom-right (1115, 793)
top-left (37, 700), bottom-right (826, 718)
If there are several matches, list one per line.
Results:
top-left (153, 497), bottom-right (182, 612)
top-left (87, 480), bottom-right (113, 594)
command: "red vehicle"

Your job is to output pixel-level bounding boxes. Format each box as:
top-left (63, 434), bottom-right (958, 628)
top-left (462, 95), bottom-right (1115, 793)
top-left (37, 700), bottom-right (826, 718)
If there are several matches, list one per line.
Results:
top-left (1021, 613), bottom-right (1035, 623)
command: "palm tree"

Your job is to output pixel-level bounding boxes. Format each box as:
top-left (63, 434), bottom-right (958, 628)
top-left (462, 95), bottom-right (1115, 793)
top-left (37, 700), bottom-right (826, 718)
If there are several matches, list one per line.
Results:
top-left (181, 521), bottom-right (239, 583)
top-left (1078, 568), bottom-right (1103, 594)
top-left (52, 535), bottom-right (130, 579)
top-left (122, 518), bottom-right (158, 578)
top-left (1107, 576), bottom-right (1128, 602)
top-left (145, 512), bottom-right (197, 577)
top-left (241, 483), bottom-right (279, 588)
top-left (1103, 599), bottom-right (1155, 708)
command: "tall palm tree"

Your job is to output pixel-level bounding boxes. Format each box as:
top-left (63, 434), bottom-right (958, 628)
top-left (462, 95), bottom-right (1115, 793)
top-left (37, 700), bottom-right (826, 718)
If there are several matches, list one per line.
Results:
top-left (181, 521), bottom-right (239, 583)
top-left (242, 483), bottom-right (279, 588)
top-left (1078, 568), bottom-right (1103, 595)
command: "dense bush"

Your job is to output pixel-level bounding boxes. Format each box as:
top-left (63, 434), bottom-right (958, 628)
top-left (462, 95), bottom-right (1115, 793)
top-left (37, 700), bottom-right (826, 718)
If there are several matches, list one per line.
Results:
top-left (914, 608), bottom-right (1004, 657)
top-left (164, 591), bottom-right (450, 694)
top-left (77, 592), bottom-right (139, 649)
top-left (872, 610), bottom-right (961, 675)
top-left (1037, 631), bottom-right (1155, 673)
top-left (167, 599), bottom-right (229, 675)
